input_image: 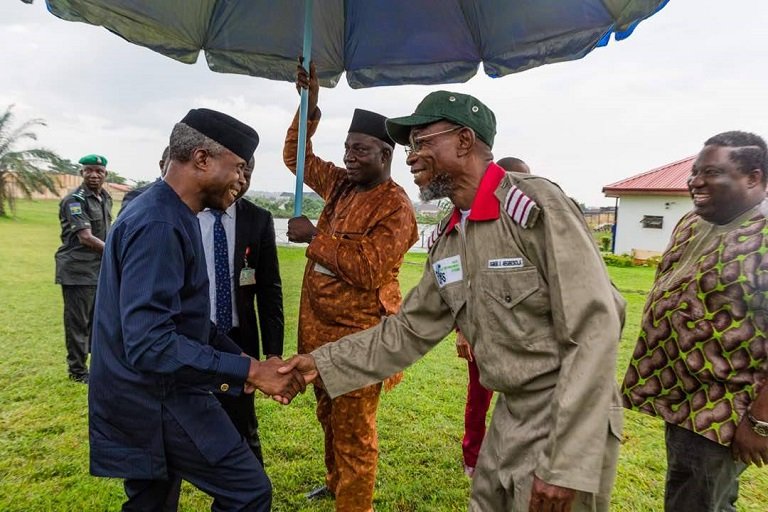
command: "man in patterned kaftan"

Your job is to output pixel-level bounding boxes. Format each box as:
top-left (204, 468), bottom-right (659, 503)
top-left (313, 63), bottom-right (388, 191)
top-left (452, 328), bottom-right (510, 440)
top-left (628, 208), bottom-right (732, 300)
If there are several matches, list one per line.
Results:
top-left (623, 131), bottom-right (768, 511)
top-left (282, 60), bottom-right (418, 512)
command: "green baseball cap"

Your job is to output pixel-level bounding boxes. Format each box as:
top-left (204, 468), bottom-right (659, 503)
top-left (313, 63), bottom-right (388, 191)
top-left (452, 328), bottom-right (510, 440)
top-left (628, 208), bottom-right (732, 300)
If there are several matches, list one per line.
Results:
top-left (78, 154), bottom-right (108, 166)
top-left (385, 91), bottom-right (497, 149)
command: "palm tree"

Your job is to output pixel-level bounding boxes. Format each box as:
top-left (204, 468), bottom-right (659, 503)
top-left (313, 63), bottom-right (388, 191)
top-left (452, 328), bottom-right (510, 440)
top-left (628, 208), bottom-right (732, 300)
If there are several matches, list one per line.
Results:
top-left (0, 105), bottom-right (65, 216)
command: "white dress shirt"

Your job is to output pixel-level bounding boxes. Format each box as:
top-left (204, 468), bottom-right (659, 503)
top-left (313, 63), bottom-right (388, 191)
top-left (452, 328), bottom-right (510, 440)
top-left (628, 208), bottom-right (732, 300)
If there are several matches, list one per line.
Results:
top-left (198, 202), bottom-right (239, 328)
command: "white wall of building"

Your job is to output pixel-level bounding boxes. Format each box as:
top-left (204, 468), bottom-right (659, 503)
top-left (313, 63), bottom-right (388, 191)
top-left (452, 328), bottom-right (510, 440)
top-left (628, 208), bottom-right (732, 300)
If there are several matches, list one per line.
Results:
top-left (613, 195), bottom-right (691, 255)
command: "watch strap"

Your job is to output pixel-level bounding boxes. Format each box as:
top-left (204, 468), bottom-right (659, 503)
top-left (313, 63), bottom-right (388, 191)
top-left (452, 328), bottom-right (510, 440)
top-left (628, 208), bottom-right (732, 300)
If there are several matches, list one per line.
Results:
top-left (747, 412), bottom-right (768, 437)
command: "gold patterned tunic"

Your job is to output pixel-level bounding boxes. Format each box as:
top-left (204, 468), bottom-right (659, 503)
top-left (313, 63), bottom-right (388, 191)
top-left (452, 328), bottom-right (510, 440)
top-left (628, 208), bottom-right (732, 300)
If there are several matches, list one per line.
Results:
top-left (284, 111), bottom-right (417, 512)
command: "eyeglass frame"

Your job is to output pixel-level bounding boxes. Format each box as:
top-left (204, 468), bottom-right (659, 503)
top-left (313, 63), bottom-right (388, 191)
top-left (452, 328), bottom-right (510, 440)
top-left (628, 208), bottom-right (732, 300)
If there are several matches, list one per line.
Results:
top-left (404, 125), bottom-right (463, 156)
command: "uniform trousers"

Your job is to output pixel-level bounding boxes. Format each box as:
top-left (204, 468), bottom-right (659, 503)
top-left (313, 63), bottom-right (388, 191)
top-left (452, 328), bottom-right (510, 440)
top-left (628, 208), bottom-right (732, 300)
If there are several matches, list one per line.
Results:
top-left (123, 406), bottom-right (271, 512)
top-left (61, 284), bottom-right (95, 378)
top-left (462, 358), bottom-right (494, 469)
top-left (664, 422), bottom-right (747, 512)
top-left (314, 382), bottom-right (381, 512)
top-left (469, 394), bottom-right (620, 512)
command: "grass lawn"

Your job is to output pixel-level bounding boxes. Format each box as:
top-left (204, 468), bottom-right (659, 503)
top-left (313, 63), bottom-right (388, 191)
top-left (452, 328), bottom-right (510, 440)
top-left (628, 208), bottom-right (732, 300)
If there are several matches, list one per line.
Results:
top-left (1, 199), bottom-right (767, 511)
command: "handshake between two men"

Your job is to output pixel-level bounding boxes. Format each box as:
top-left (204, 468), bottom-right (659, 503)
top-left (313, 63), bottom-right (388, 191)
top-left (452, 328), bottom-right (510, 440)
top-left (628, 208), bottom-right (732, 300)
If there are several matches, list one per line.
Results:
top-left (244, 354), bottom-right (320, 404)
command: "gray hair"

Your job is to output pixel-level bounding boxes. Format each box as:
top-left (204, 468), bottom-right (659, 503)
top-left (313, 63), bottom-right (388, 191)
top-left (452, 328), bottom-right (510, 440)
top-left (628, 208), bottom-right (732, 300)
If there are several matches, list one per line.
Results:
top-left (169, 122), bottom-right (226, 163)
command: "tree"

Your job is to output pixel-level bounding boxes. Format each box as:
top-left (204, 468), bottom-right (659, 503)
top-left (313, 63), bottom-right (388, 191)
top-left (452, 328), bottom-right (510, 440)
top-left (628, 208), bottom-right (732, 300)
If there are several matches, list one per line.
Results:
top-left (0, 105), bottom-right (66, 216)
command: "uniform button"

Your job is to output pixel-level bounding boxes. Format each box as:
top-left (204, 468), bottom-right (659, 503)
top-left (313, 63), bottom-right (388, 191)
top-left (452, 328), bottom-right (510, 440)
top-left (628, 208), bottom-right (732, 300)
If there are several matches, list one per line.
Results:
top-left (504, 295), bottom-right (512, 303)
top-left (220, 383), bottom-right (230, 392)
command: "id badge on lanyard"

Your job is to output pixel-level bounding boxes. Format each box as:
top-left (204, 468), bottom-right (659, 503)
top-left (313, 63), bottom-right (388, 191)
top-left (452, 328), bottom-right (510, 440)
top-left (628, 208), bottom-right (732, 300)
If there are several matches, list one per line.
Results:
top-left (239, 246), bottom-right (256, 286)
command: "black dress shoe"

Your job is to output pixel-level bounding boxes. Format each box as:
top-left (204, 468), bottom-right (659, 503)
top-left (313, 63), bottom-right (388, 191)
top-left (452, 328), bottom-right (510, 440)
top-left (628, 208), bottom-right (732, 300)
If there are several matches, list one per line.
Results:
top-left (305, 485), bottom-right (334, 500)
top-left (68, 373), bottom-right (89, 384)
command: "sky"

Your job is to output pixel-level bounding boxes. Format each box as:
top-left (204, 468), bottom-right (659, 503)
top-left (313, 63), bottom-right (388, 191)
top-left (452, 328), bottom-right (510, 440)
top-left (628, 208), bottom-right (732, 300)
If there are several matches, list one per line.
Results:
top-left (2, 1), bottom-right (768, 206)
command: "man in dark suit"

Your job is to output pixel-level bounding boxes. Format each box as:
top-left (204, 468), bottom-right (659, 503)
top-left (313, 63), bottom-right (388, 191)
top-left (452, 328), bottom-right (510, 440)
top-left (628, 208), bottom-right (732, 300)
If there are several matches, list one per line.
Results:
top-left (89, 108), bottom-right (304, 512)
top-left (198, 156), bottom-right (284, 465)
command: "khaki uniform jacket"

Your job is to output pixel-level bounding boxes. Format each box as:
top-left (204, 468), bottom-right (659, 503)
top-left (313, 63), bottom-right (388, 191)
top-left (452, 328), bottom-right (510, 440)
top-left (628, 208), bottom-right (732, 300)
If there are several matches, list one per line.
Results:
top-left (313, 164), bottom-right (626, 495)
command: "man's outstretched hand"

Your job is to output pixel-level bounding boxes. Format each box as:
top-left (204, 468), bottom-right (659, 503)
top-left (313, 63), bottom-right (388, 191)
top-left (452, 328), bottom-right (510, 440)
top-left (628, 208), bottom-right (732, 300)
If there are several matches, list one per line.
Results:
top-left (279, 355), bottom-right (321, 389)
top-left (246, 357), bottom-right (306, 405)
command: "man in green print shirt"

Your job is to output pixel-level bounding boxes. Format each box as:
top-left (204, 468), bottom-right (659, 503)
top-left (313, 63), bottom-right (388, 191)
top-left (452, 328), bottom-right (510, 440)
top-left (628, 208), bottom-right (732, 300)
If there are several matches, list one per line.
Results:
top-left (623, 131), bottom-right (768, 511)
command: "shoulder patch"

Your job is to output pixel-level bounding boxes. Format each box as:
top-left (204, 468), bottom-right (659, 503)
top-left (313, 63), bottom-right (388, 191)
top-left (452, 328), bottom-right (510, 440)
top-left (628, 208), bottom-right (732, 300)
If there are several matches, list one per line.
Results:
top-left (68, 203), bottom-right (83, 216)
top-left (426, 223), bottom-right (445, 250)
top-left (503, 184), bottom-right (540, 228)
top-left (426, 213), bottom-right (453, 250)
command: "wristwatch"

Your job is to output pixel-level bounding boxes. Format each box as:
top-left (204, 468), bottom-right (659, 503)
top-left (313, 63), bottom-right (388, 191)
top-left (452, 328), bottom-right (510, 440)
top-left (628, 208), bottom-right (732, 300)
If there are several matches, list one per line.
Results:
top-left (747, 412), bottom-right (768, 437)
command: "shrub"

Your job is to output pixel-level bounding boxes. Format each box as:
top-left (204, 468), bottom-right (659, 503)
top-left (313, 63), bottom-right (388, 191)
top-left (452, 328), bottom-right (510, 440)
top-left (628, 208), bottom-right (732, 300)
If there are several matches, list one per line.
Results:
top-left (602, 253), bottom-right (634, 267)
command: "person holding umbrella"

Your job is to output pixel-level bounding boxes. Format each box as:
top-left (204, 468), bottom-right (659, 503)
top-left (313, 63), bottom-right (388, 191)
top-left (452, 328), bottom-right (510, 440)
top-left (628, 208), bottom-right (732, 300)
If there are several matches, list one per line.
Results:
top-left (280, 91), bottom-right (625, 512)
top-left (283, 61), bottom-right (418, 511)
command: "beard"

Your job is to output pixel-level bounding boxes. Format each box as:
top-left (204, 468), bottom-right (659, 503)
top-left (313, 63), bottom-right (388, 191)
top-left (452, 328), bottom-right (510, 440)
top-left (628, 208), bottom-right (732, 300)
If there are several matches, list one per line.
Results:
top-left (419, 171), bottom-right (454, 202)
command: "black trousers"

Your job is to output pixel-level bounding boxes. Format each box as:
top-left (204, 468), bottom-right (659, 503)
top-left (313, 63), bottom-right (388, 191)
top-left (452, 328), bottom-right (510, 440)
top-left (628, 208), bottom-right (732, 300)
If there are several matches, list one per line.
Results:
top-left (61, 284), bottom-right (95, 378)
top-left (664, 422), bottom-right (747, 512)
top-left (217, 327), bottom-right (264, 464)
top-left (123, 407), bottom-right (271, 512)
top-left (162, 327), bottom-right (265, 511)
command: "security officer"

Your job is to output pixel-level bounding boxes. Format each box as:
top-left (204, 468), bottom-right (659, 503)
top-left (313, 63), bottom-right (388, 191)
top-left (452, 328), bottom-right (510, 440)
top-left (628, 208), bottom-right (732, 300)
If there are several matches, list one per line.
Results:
top-left (54, 154), bottom-right (112, 383)
top-left (282, 91), bottom-right (627, 512)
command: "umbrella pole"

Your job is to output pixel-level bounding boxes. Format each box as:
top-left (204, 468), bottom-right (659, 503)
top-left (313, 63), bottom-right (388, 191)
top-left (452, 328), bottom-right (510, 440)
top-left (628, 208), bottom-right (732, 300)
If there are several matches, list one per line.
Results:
top-left (293, 0), bottom-right (313, 218)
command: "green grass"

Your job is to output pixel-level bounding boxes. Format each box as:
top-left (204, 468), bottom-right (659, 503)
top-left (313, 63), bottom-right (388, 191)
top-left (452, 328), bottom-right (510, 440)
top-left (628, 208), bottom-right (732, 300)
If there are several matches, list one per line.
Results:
top-left (1, 200), bottom-right (767, 511)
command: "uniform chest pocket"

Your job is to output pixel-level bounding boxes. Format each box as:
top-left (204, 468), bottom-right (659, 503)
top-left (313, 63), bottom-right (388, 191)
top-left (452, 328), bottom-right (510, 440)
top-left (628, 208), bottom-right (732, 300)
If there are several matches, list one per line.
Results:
top-left (438, 282), bottom-right (467, 319)
top-left (478, 267), bottom-right (551, 340)
top-left (482, 267), bottom-right (539, 308)
top-left (90, 205), bottom-right (104, 220)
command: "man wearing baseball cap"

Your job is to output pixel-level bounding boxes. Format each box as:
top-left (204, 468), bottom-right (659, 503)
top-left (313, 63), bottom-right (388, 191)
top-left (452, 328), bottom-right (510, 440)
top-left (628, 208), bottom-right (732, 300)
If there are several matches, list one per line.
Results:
top-left (283, 91), bottom-right (626, 511)
top-left (89, 108), bottom-right (306, 511)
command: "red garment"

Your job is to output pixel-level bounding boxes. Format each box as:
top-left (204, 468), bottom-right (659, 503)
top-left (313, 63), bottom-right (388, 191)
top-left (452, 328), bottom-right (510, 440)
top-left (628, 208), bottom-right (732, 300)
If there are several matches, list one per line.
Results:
top-left (462, 358), bottom-right (494, 469)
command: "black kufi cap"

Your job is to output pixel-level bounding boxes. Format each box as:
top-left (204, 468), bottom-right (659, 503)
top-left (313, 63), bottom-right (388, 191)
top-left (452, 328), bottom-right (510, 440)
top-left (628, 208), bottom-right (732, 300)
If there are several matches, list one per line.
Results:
top-left (181, 108), bottom-right (259, 162)
top-left (348, 109), bottom-right (395, 147)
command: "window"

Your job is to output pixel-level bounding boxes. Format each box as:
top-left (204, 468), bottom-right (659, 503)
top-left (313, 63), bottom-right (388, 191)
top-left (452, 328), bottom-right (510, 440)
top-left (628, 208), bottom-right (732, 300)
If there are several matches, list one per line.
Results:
top-left (641, 215), bottom-right (663, 229)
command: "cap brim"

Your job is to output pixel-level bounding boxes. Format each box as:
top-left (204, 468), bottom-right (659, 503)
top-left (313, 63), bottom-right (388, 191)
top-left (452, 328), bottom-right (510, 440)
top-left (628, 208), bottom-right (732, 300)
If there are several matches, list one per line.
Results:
top-left (385, 114), bottom-right (444, 146)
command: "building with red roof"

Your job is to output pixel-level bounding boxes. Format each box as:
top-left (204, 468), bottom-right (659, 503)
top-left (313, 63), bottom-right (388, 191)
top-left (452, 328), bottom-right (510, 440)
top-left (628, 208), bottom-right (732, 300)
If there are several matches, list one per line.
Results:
top-left (602, 156), bottom-right (694, 255)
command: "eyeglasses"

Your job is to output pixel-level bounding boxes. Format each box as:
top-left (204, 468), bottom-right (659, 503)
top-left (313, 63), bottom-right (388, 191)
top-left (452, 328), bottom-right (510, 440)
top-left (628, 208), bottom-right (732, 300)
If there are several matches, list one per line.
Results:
top-left (404, 126), bottom-right (462, 156)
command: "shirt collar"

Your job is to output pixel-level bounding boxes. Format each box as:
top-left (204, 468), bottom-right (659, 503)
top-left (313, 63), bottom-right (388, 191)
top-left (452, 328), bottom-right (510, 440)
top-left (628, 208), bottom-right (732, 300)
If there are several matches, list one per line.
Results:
top-left (203, 202), bottom-right (237, 218)
top-left (445, 162), bottom-right (505, 234)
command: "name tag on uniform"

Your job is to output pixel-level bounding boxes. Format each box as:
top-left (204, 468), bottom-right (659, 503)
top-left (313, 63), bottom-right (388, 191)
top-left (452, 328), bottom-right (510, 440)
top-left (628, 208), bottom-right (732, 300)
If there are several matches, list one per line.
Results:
top-left (488, 257), bottom-right (524, 269)
top-left (314, 262), bottom-right (336, 277)
top-left (433, 256), bottom-right (463, 288)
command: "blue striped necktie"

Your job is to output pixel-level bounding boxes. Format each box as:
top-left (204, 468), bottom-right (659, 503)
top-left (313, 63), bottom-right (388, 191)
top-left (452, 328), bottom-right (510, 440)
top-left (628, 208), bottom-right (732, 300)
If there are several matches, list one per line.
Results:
top-left (212, 209), bottom-right (232, 334)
